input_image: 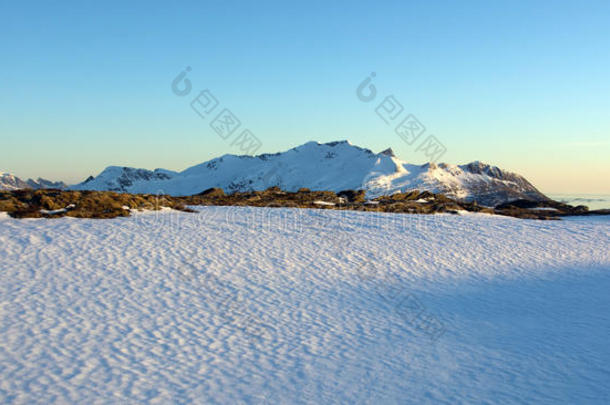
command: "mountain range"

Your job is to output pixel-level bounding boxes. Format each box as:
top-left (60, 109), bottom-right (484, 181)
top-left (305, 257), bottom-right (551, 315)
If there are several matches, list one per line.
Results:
top-left (2, 141), bottom-right (548, 206)
top-left (65, 141), bottom-right (547, 206)
top-left (0, 172), bottom-right (68, 191)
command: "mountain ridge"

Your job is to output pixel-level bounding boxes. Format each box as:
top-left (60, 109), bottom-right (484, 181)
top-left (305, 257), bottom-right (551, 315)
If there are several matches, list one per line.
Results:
top-left (0, 172), bottom-right (68, 191)
top-left (70, 140), bottom-right (548, 206)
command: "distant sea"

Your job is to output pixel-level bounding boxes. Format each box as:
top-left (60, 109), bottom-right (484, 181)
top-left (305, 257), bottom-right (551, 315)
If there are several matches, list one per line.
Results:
top-left (548, 194), bottom-right (610, 210)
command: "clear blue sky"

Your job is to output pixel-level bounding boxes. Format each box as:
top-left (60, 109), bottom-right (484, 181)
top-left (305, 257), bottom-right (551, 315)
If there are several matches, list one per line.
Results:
top-left (1, 0), bottom-right (609, 193)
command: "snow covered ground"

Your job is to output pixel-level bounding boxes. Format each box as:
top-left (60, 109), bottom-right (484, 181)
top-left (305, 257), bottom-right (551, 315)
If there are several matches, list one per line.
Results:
top-left (0, 208), bottom-right (609, 404)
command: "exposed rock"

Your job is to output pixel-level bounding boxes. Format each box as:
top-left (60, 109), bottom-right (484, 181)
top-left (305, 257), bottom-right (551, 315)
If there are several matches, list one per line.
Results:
top-left (197, 187), bottom-right (225, 197)
top-left (379, 148), bottom-right (395, 157)
top-left (1, 188), bottom-right (605, 221)
top-left (337, 190), bottom-right (366, 203)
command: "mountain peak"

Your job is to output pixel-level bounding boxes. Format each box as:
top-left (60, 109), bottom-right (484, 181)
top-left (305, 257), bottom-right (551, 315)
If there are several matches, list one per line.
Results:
top-left (379, 148), bottom-right (395, 157)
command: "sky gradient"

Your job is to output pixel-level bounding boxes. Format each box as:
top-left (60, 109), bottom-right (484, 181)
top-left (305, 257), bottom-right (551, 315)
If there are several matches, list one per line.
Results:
top-left (1, 0), bottom-right (609, 193)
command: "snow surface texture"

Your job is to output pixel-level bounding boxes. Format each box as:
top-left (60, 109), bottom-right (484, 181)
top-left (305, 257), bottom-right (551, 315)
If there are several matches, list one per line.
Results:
top-left (0, 209), bottom-right (609, 404)
top-left (72, 141), bottom-right (546, 206)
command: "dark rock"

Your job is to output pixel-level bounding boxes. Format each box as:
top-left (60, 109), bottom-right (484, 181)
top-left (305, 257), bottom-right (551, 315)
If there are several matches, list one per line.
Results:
top-left (379, 148), bottom-right (395, 157)
top-left (337, 189), bottom-right (366, 203)
top-left (196, 187), bottom-right (225, 197)
top-left (495, 199), bottom-right (539, 209)
top-left (263, 186), bottom-right (283, 194)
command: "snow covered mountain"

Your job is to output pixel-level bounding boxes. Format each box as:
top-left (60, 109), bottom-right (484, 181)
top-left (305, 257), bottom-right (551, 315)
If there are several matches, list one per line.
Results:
top-left (77, 167), bottom-right (177, 192)
top-left (26, 177), bottom-right (69, 190)
top-left (72, 141), bottom-right (548, 206)
top-left (0, 172), bottom-right (68, 191)
top-left (0, 172), bottom-right (30, 190)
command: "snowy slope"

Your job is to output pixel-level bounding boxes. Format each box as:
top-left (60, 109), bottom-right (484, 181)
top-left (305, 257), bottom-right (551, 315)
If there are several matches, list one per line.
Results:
top-left (77, 166), bottom-right (177, 192)
top-left (72, 141), bottom-right (547, 206)
top-left (0, 209), bottom-right (609, 404)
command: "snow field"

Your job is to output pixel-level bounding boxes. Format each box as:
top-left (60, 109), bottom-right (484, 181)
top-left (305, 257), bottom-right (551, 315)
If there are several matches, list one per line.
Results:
top-left (0, 208), bottom-right (608, 404)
